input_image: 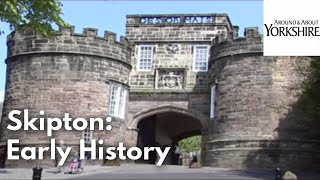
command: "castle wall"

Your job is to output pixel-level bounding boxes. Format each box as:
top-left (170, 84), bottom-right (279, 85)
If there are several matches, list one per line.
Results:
top-left (128, 93), bottom-right (209, 117)
top-left (207, 28), bottom-right (320, 169)
top-left (123, 15), bottom-right (230, 157)
top-left (1, 13), bottom-right (319, 170)
top-left (0, 27), bottom-right (131, 167)
top-left (126, 14), bottom-right (231, 91)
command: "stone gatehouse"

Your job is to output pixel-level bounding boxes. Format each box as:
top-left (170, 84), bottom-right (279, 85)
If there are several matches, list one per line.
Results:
top-left (1, 13), bottom-right (320, 169)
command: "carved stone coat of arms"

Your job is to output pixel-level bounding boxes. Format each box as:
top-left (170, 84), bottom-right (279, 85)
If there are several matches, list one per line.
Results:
top-left (158, 72), bottom-right (182, 89)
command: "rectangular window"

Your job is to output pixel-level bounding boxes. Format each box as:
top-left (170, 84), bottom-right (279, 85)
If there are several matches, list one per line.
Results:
top-left (82, 128), bottom-right (93, 144)
top-left (118, 88), bottom-right (127, 119)
top-left (210, 85), bottom-right (216, 119)
top-left (109, 85), bottom-right (120, 116)
top-left (137, 45), bottom-right (154, 71)
top-left (193, 45), bottom-right (210, 72)
top-left (109, 83), bottom-right (128, 119)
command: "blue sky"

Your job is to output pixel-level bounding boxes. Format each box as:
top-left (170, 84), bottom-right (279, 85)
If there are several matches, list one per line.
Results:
top-left (0, 1), bottom-right (263, 101)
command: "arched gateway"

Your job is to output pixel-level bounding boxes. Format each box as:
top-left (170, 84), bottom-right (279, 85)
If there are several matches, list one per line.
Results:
top-left (128, 105), bottom-right (209, 130)
top-left (127, 105), bottom-right (209, 165)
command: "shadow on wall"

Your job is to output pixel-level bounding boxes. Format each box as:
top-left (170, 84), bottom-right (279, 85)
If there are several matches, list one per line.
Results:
top-left (243, 57), bottom-right (320, 171)
top-left (190, 70), bottom-right (212, 167)
top-left (0, 101), bottom-right (2, 122)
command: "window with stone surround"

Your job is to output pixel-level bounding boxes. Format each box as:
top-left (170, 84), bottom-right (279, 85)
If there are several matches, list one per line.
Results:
top-left (137, 45), bottom-right (155, 71)
top-left (210, 85), bottom-right (217, 118)
top-left (192, 45), bottom-right (210, 72)
top-left (82, 127), bottom-right (93, 144)
top-left (109, 83), bottom-right (127, 119)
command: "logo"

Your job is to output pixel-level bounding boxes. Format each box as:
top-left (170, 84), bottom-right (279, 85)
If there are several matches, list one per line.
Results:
top-left (264, 20), bottom-right (320, 36)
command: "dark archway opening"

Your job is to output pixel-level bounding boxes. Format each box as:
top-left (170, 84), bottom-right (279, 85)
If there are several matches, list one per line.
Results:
top-left (136, 115), bottom-right (157, 164)
top-left (135, 112), bottom-right (203, 165)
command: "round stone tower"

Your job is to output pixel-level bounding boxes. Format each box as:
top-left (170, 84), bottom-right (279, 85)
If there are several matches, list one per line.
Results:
top-left (206, 27), bottom-right (320, 169)
top-left (0, 27), bottom-right (132, 167)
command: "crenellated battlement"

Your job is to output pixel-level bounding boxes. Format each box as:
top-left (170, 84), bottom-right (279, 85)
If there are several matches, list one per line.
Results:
top-left (210, 27), bottom-right (263, 60)
top-left (56, 26), bottom-right (131, 47)
top-left (6, 26), bottom-right (132, 65)
top-left (212, 26), bottom-right (262, 44)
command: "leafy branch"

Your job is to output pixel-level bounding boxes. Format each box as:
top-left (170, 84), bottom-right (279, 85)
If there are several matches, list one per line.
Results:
top-left (0, 0), bottom-right (69, 36)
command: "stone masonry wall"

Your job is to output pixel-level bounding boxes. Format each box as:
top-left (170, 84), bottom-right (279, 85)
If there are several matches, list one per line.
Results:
top-left (207, 27), bottom-right (320, 169)
top-left (0, 27), bottom-right (131, 167)
top-left (128, 92), bottom-right (210, 120)
top-left (2, 13), bottom-right (318, 170)
top-left (124, 14), bottom-right (233, 165)
top-left (126, 14), bottom-right (232, 91)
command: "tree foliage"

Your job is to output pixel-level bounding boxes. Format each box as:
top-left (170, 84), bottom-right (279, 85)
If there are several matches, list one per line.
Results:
top-left (290, 57), bottom-right (320, 137)
top-left (0, 0), bottom-right (69, 36)
top-left (178, 135), bottom-right (201, 153)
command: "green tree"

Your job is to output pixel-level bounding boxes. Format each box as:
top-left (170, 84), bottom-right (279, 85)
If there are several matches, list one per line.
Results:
top-left (178, 135), bottom-right (201, 153)
top-left (0, 0), bottom-right (69, 36)
top-left (290, 57), bottom-right (320, 137)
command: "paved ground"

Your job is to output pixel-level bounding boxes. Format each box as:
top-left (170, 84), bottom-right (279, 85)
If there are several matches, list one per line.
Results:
top-left (1, 164), bottom-right (320, 180)
top-left (73, 165), bottom-right (320, 180)
top-left (73, 165), bottom-right (273, 180)
top-left (0, 165), bottom-right (111, 179)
